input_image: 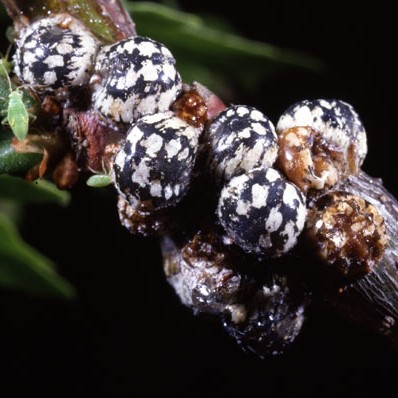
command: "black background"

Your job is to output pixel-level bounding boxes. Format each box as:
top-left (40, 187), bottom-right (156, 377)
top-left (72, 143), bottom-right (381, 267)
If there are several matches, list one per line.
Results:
top-left (1, 1), bottom-right (397, 397)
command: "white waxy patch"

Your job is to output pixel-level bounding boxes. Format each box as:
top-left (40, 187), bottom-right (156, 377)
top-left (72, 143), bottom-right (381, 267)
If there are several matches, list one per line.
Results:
top-left (252, 122), bottom-right (268, 135)
top-left (137, 41), bottom-right (158, 57)
top-left (164, 185), bottom-right (173, 200)
top-left (43, 70), bottom-right (57, 85)
top-left (265, 168), bottom-right (280, 182)
top-left (265, 206), bottom-right (283, 232)
top-left (251, 109), bottom-right (265, 121)
top-left (251, 183), bottom-right (268, 209)
top-left (237, 106), bottom-right (250, 117)
top-left (236, 200), bottom-right (251, 216)
top-left (131, 160), bottom-right (151, 186)
top-left (143, 134), bottom-right (164, 157)
top-left (165, 139), bottom-right (182, 158)
top-left (150, 181), bottom-right (162, 197)
top-left (177, 147), bottom-right (190, 161)
top-left (56, 42), bottom-right (73, 54)
top-left (283, 182), bottom-right (300, 208)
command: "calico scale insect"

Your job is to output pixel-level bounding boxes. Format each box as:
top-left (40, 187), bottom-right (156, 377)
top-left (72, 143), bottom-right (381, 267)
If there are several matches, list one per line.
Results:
top-left (13, 14), bottom-right (99, 91)
top-left (91, 36), bottom-right (182, 123)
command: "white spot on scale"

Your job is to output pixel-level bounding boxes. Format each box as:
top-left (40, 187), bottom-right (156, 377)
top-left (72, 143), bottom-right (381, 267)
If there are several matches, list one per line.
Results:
top-left (250, 109), bottom-right (265, 121)
top-left (24, 39), bottom-right (38, 50)
top-left (164, 185), bottom-right (173, 200)
top-left (265, 168), bottom-right (280, 182)
top-left (236, 106), bottom-right (250, 117)
top-left (281, 220), bottom-right (298, 252)
top-left (140, 60), bottom-right (160, 81)
top-left (162, 62), bottom-right (177, 80)
top-left (266, 207), bottom-right (283, 232)
top-left (23, 51), bottom-right (39, 65)
top-left (251, 122), bottom-right (268, 136)
top-left (137, 41), bottom-right (159, 57)
top-left (177, 147), bottom-right (189, 161)
top-left (251, 183), bottom-right (268, 209)
top-left (43, 70), bottom-right (57, 85)
top-left (165, 139), bottom-right (182, 158)
top-left (283, 183), bottom-right (300, 208)
top-left (319, 99), bottom-right (332, 109)
top-left (44, 54), bottom-right (65, 67)
top-left (56, 42), bottom-right (73, 55)
top-left (143, 133), bottom-right (163, 157)
top-left (131, 160), bottom-right (151, 186)
top-left (126, 126), bottom-right (144, 154)
top-left (150, 180), bottom-right (162, 197)
top-left (236, 199), bottom-right (251, 216)
top-left (238, 127), bottom-right (251, 139)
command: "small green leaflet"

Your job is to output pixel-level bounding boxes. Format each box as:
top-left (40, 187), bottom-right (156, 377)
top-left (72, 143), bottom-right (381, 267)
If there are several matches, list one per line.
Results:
top-left (0, 213), bottom-right (75, 298)
top-left (0, 136), bottom-right (43, 175)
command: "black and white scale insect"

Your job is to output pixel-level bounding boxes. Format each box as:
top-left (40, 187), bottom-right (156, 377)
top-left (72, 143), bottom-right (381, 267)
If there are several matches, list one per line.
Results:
top-left (113, 111), bottom-right (202, 211)
top-left (217, 168), bottom-right (306, 256)
top-left (276, 99), bottom-right (368, 168)
top-left (13, 15), bottom-right (99, 90)
top-left (206, 105), bottom-right (278, 184)
top-left (92, 36), bottom-right (182, 123)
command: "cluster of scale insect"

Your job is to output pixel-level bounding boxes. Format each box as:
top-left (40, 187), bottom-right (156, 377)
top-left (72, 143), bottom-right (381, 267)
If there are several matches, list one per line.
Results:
top-left (7, 13), bottom-right (389, 358)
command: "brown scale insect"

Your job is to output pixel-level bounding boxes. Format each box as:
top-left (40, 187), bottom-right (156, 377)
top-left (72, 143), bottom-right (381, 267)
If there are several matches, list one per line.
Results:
top-left (172, 89), bottom-right (208, 128)
top-left (277, 126), bottom-right (351, 195)
top-left (306, 192), bottom-right (387, 280)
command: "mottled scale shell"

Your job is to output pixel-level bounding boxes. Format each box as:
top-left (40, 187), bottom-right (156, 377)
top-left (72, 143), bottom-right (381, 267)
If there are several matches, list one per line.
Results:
top-left (113, 111), bottom-right (201, 210)
top-left (14, 15), bottom-right (98, 90)
top-left (206, 105), bottom-right (278, 183)
top-left (92, 36), bottom-right (182, 123)
top-left (217, 168), bottom-right (306, 256)
top-left (276, 99), bottom-right (367, 166)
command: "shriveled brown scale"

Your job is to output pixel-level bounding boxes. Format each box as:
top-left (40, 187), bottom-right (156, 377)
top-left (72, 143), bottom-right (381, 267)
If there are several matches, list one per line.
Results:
top-left (117, 196), bottom-right (168, 236)
top-left (189, 81), bottom-right (226, 121)
top-left (64, 109), bottom-right (124, 172)
top-left (306, 192), bottom-right (387, 280)
top-left (276, 99), bottom-right (367, 196)
top-left (161, 231), bottom-right (254, 316)
top-left (277, 126), bottom-right (344, 194)
top-left (223, 274), bottom-right (308, 358)
top-left (52, 152), bottom-right (79, 189)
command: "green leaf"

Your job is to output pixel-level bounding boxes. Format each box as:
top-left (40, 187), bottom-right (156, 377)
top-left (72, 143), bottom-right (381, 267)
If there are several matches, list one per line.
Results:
top-left (0, 213), bottom-right (75, 298)
top-left (0, 175), bottom-right (70, 206)
top-left (127, 2), bottom-right (322, 95)
top-left (0, 138), bottom-right (42, 174)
